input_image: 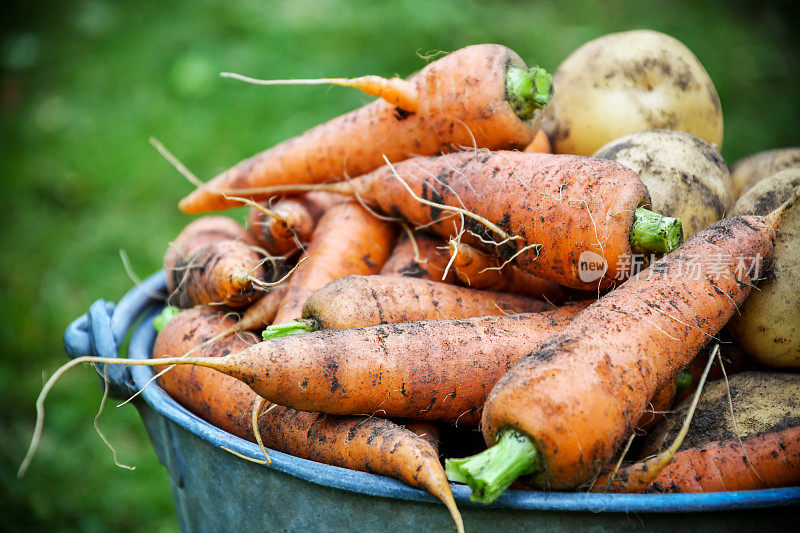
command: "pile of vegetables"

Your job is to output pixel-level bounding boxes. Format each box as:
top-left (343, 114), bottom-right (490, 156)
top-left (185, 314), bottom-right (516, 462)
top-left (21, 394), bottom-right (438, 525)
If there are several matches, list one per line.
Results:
top-left (21, 32), bottom-right (800, 531)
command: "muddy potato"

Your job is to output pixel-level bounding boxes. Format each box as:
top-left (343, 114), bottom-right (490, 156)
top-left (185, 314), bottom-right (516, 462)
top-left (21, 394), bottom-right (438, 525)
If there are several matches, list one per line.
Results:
top-left (729, 171), bottom-right (800, 367)
top-left (541, 30), bottom-right (723, 156)
top-left (730, 147), bottom-right (800, 198)
top-left (594, 129), bottom-right (732, 238)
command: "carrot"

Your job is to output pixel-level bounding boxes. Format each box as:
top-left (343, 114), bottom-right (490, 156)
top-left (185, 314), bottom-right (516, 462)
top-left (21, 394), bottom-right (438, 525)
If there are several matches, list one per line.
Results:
top-left (445, 214), bottom-right (776, 502)
top-left (150, 307), bottom-right (463, 531)
top-left (179, 44), bottom-right (553, 214)
top-left (165, 216), bottom-right (276, 309)
top-left (293, 274), bottom-right (554, 331)
top-left (247, 192), bottom-right (346, 256)
top-left (448, 239), bottom-right (564, 303)
top-left (524, 129), bottom-right (552, 154)
top-left (271, 202), bottom-right (396, 323)
top-left (601, 370), bottom-right (800, 493)
top-left (381, 231), bottom-right (456, 283)
top-left (237, 150), bottom-right (683, 289)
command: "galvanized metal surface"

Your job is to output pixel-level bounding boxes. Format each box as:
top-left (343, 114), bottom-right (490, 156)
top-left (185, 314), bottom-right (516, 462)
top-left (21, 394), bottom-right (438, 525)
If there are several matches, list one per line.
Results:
top-left (64, 271), bottom-right (800, 532)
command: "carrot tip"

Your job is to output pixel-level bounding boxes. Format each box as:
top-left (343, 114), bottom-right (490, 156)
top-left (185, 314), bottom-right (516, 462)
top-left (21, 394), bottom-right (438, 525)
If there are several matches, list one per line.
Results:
top-left (445, 429), bottom-right (540, 504)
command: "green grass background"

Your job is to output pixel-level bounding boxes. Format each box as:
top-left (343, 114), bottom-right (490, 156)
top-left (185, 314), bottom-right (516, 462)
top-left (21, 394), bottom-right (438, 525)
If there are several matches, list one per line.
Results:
top-left (1, 0), bottom-right (798, 530)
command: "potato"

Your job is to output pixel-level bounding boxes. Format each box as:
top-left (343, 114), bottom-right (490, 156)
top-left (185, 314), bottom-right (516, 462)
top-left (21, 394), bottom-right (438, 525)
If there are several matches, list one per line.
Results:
top-left (540, 30), bottom-right (723, 156)
top-left (594, 129), bottom-right (732, 238)
top-left (730, 147), bottom-right (800, 198)
top-left (639, 371), bottom-right (800, 458)
top-left (728, 171), bottom-right (800, 367)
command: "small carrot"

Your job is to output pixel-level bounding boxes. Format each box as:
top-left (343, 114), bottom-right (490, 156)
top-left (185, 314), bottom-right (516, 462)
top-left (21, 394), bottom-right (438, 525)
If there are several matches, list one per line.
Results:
top-left (271, 202), bottom-right (396, 324)
top-left (265, 274), bottom-right (553, 335)
top-left (179, 44), bottom-right (552, 214)
top-left (445, 212), bottom-right (776, 501)
top-left (247, 192), bottom-right (346, 256)
top-left (381, 231), bottom-right (456, 283)
top-left (165, 217), bottom-right (276, 309)
top-left (448, 239), bottom-right (564, 303)
top-left (523, 129), bottom-right (552, 154)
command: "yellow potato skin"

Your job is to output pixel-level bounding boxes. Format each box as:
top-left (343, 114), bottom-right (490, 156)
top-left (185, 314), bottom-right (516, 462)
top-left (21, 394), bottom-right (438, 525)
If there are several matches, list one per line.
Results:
top-left (729, 175), bottom-right (800, 368)
top-left (541, 30), bottom-right (723, 156)
top-left (730, 147), bottom-right (800, 199)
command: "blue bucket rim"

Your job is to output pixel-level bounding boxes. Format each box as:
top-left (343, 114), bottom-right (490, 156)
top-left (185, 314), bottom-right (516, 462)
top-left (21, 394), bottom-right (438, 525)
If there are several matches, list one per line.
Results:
top-left (119, 277), bottom-right (800, 513)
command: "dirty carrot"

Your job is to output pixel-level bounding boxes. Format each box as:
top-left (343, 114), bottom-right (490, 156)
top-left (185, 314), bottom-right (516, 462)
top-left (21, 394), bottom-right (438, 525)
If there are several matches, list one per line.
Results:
top-left (247, 192), bottom-right (346, 256)
top-left (381, 231), bottom-right (457, 283)
top-left (271, 202), bottom-right (396, 323)
top-left (523, 129), bottom-right (552, 154)
top-left (448, 239), bottom-right (564, 303)
top-left (178, 44), bottom-right (552, 213)
top-left (445, 213), bottom-right (776, 501)
top-left (266, 274), bottom-right (553, 335)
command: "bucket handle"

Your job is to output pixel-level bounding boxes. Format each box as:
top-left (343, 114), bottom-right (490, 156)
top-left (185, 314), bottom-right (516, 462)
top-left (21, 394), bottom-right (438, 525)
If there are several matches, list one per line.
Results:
top-left (62, 271), bottom-right (168, 399)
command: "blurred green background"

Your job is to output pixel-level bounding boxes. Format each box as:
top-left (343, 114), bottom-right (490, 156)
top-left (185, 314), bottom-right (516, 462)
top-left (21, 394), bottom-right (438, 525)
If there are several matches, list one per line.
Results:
top-left (1, 0), bottom-right (798, 530)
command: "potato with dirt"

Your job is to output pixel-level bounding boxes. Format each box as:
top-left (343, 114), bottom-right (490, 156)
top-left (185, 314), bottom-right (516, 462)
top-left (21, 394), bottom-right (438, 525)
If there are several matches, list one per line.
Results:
top-left (594, 129), bottom-right (733, 238)
top-left (730, 147), bottom-right (800, 198)
top-left (728, 171), bottom-right (800, 367)
top-left (540, 30), bottom-right (723, 156)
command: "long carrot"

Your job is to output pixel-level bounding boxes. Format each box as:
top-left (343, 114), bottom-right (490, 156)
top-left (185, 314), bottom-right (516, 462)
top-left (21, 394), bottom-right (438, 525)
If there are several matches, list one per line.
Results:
top-left (445, 213), bottom-right (776, 501)
top-left (247, 192), bottom-right (346, 256)
top-left (266, 274), bottom-right (553, 335)
top-left (232, 150), bottom-right (683, 289)
top-left (271, 202), bottom-right (396, 324)
top-left (179, 44), bottom-right (552, 214)
top-left (150, 307), bottom-right (463, 531)
top-left (448, 239), bottom-right (564, 303)
top-left (381, 231), bottom-right (456, 283)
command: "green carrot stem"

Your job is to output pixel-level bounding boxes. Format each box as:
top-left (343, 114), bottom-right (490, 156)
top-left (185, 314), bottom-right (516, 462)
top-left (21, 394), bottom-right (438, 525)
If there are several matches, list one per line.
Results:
top-left (445, 429), bottom-right (541, 504)
top-left (506, 66), bottom-right (553, 121)
top-left (630, 207), bottom-right (683, 254)
top-left (153, 306), bottom-right (180, 332)
top-left (262, 319), bottom-right (318, 340)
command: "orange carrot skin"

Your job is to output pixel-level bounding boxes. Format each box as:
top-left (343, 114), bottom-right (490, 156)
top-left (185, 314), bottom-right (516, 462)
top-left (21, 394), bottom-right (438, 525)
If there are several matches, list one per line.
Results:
top-left (381, 232), bottom-right (456, 283)
top-left (640, 426), bottom-right (800, 493)
top-left (303, 274), bottom-right (553, 330)
top-left (247, 192), bottom-right (346, 256)
top-left (272, 202), bottom-right (396, 323)
top-left (238, 285), bottom-right (287, 331)
top-left (451, 241), bottom-right (564, 303)
top-left (179, 44), bottom-right (539, 214)
top-left (524, 129), bottom-right (552, 154)
top-left (636, 379), bottom-right (677, 433)
top-left (350, 150), bottom-right (648, 290)
top-left (480, 216), bottom-right (775, 490)
top-left (220, 304), bottom-right (588, 424)
top-left (152, 307), bottom-right (456, 507)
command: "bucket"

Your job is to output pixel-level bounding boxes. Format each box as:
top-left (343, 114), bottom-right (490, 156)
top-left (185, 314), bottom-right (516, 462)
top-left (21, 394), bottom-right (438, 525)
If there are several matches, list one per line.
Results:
top-left (63, 271), bottom-right (800, 531)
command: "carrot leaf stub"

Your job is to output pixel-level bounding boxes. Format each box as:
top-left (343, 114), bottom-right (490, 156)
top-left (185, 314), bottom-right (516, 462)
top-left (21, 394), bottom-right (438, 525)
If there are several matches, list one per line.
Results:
top-left (262, 319), bottom-right (317, 340)
top-left (629, 207), bottom-right (684, 254)
top-left (445, 429), bottom-right (541, 504)
top-left (506, 66), bottom-right (553, 121)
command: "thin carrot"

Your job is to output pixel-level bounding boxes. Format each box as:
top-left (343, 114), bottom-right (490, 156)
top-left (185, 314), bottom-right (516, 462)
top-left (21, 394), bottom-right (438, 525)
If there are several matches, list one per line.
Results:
top-left (271, 202), bottom-right (396, 324)
top-left (247, 192), bottom-right (346, 256)
top-left (445, 213), bottom-right (776, 501)
top-left (178, 44), bottom-right (552, 213)
top-left (294, 274), bottom-right (554, 331)
top-left (523, 129), bottom-right (552, 154)
top-left (448, 239), bottom-right (564, 303)
top-left (381, 231), bottom-right (457, 283)
top-left (150, 307), bottom-right (463, 531)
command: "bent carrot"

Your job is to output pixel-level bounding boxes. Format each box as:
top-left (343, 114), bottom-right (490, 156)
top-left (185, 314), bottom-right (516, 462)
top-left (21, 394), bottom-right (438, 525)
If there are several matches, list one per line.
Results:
top-left (445, 214), bottom-right (776, 501)
top-left (448, 240), bottom-right (564, 303)
top-left (271, 202), bottom-right (396, 323)
top-left (247, 192), bottom-right (346, 256)
top-left (381, 232), bottom-right (456, 283)
top-left (151, 307), bottom-right (463, 530)
top-left (179, 44), bottom-right (552, 213)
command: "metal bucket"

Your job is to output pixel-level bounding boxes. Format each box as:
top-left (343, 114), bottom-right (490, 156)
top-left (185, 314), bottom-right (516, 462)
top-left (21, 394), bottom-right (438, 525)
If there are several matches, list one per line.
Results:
top-left (63, 271), bottom-right (800, 532)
